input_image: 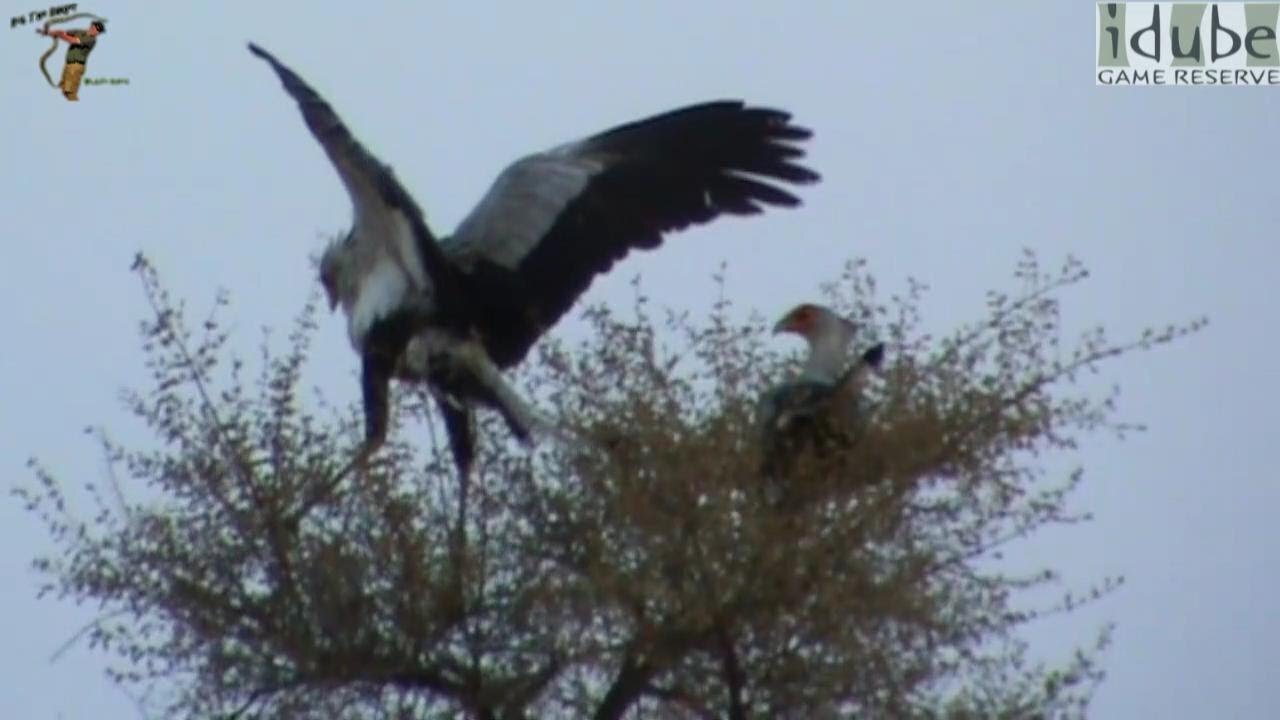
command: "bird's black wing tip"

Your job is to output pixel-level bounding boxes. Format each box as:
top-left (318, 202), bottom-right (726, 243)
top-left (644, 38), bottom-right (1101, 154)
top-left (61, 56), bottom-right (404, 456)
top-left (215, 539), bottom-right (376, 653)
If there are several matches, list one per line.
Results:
top-left (745, 106), bottom-right (815, 135)
top-left (247, 42), bottom-right (291, 77)
top-left (862, 343), bottom-right (886, 368)
top-left (789, 122), bottom-right (814, 135)
top-left (246, 42), bottom-right (307, 97)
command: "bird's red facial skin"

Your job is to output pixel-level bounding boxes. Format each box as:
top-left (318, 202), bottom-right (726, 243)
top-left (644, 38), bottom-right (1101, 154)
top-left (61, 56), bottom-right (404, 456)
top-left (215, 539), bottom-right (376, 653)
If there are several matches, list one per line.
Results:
top-left (775, 304), bottom-right (816, 336)
top-left (788, 305), bottom-right (817, 336)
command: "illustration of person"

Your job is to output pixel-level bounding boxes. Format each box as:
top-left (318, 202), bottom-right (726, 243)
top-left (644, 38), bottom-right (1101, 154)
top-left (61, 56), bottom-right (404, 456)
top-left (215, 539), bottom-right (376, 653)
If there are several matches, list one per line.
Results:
top-left (36, 20), bottom-right (106, 101)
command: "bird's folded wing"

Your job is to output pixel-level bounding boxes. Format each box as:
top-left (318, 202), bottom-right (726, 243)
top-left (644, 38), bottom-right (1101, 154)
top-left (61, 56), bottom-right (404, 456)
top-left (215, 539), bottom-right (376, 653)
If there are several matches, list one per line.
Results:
top-left (762, 380), bottom-right (837, 430)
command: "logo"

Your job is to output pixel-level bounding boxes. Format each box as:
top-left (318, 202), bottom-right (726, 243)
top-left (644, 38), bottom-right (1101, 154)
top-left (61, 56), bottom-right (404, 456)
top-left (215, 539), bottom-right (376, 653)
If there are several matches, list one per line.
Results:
top-left (10, 3), bottom-right (127, 101)
top-left (1097, 3), bottom-right (1280, 85)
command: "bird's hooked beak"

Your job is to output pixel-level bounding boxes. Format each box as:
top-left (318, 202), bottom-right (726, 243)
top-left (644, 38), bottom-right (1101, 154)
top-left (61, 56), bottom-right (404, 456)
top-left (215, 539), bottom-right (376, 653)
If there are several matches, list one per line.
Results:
top-left (326, 291), bottom-right (338, 312)
top-left (773, 313), bottom-right (800, 335)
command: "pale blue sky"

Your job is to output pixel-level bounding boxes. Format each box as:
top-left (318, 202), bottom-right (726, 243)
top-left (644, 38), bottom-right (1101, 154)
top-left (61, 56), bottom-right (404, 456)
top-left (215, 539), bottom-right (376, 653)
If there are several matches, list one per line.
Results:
top-left (1, 2), bottom-right (1275, 717)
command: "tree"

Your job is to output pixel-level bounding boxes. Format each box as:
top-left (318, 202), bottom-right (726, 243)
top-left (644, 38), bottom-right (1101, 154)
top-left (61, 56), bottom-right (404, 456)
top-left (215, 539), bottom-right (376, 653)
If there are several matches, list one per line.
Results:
top-left (18, 251), bottom-right (1201, 719)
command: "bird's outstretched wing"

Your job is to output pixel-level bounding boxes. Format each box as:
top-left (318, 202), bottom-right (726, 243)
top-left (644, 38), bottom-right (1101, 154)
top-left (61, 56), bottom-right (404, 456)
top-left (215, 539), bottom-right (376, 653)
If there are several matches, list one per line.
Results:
top-left (247, 43), bottom-right (463, 313)
top-left (444, 101), bottom-right (820, 368)
top-left (250, 43), bottom-right (477, 468)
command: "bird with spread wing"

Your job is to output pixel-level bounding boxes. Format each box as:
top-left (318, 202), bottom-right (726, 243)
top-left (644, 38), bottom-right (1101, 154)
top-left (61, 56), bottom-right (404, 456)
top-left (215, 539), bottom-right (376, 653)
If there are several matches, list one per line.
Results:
top-left (247, 43), bottom-right (820, 482)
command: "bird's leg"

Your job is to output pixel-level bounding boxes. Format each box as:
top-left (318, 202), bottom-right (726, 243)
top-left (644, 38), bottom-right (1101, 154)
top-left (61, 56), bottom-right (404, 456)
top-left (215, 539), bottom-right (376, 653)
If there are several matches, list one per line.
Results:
top-left (436, 398), bottom-right (474, 543)
top-left (432, 397), bottom-right (475, 603)
top-left (463, 345), bottom-right (584, 449)
top-left (412, 329), bottom-right (592, 455)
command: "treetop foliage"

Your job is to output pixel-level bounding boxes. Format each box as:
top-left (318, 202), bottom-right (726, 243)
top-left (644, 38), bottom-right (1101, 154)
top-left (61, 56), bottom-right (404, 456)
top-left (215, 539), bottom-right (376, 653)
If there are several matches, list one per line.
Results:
top-left (18, 251), bottom-right (1203, 719)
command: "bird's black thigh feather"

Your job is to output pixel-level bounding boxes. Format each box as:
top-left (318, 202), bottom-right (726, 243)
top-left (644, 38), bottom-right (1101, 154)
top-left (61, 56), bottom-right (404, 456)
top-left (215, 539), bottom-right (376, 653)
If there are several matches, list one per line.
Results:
top-left (437, 399), bottom-right (475, 479)
top-left (360, 348), bottom-right (396, 449)
top-left (360, 311), bottom-right (428, 449)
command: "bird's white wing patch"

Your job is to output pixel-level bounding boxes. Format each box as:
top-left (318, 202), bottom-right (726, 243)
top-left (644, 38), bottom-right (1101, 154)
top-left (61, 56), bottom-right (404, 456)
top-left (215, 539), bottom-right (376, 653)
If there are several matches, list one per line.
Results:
top-left (449, 151), bottom-right (604, 269)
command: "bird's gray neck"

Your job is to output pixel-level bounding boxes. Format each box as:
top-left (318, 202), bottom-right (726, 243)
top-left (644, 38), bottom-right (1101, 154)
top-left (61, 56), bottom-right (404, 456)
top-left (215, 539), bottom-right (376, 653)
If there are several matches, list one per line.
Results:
top-left (802, 323), bottom-right (855, 382)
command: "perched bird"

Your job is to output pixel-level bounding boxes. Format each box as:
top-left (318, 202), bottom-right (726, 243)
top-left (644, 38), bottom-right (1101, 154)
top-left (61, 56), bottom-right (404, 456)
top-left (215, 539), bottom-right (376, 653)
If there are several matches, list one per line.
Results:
top-left (248, 43), bottom-right (820, 481)
top-left (759, 303), bottom-right (885, 480)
